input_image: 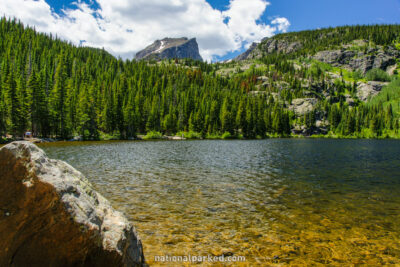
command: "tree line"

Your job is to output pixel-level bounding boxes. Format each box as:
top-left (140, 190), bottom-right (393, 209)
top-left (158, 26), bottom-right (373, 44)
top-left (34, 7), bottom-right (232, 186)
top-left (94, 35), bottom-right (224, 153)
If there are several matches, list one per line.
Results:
top-left (0, 17), bottom-right (398, 140)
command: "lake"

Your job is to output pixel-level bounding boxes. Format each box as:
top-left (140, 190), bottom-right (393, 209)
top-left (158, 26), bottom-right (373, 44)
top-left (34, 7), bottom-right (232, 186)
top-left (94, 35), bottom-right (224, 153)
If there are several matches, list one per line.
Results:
top-left (40, 139), bottom-right (400, 265)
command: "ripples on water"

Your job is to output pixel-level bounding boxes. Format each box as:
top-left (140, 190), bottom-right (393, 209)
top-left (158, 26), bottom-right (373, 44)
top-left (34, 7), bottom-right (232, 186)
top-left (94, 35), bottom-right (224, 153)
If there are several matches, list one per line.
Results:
top-left (40, 139), bottom-right (400, 266)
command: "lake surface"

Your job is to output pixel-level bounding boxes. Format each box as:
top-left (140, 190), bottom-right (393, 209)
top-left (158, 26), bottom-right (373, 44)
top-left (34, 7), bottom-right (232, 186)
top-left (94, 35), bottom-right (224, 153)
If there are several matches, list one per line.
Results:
top-left (40, 139), bottom-right (400, 266)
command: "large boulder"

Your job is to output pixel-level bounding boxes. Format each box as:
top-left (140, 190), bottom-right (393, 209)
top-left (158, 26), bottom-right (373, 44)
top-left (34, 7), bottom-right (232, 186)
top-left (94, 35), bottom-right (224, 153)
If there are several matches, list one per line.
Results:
top-left (0, 141), bottom-right (145, 267)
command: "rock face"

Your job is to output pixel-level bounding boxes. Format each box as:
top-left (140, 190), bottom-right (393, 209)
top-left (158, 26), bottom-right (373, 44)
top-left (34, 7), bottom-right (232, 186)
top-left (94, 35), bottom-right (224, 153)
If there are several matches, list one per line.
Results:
top-left (289, 98), bottom-right (318, 115)
top-left (234, 42), bottom-right (258, 60)
top-left (313, 47), bottom-right (398, 74)
top-left (356, 81), bottom-right (389, 101)
top-left (136, 37), bottom-right (203, 61)
top-left (0, 142), bottom-right (145, 267)
top-left (237, 38), bottom-right (303, 60)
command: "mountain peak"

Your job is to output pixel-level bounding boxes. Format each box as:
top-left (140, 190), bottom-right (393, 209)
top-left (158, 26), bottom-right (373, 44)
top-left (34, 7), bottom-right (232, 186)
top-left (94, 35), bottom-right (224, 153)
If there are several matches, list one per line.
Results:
top-left (135, 37), bottom-right (202, 61)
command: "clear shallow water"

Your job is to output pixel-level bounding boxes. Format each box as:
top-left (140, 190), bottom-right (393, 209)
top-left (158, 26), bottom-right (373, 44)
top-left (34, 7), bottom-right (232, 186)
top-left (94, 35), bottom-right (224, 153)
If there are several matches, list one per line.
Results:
top-left (40, 139), bottom-right (400, 266)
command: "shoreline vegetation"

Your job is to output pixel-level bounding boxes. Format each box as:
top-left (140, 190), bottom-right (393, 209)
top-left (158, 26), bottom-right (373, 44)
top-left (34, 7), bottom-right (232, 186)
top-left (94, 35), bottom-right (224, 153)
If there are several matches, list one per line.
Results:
top-left (2, 129), bottom-right (399, 145)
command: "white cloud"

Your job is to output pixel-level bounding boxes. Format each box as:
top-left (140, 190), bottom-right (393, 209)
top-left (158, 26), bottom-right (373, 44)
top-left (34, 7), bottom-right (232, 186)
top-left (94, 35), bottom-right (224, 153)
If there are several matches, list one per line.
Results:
top-left (0, 0), bottom-right (290, 61)
top-left (271, 17), bottom-right (290, 33)
top-left (223, 0), bottom-right (274, 46)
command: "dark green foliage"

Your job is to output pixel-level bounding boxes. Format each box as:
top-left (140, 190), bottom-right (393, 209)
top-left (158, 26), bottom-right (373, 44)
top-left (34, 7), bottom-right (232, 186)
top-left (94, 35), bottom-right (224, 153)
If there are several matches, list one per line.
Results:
top-left (365, 68), bottom-right (391, 82)
top-left (368, 78), bottom-right (400, 117)
top-left (352, 70), bottom-right (364, 81)
top-left (0, 17), bottom-right (398, 139)
top-left (4, 71), bottom-right (23, 137)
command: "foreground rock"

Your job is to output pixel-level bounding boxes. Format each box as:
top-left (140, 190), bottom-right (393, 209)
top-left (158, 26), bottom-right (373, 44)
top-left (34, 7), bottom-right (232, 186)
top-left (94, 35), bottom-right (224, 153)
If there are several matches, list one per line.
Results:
top-left (0, 141), bottom-right (145, 266)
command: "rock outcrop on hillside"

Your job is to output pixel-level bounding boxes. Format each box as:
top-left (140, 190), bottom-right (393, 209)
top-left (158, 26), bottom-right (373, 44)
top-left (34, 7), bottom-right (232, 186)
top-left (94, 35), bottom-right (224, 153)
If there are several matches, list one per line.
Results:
top-left (0, 142), bottom-right (145, 267)
top-left (136, 37), bottom-right (203, 61)
top-left (237, 38), bottom-right (303, 60)
top-left (236, 35), bottom-right (398, 75)
top-left (356, 81), bottom-right (389, 101)
top-left (234, 42), bottom-right (258, 61)
top-left (313, 47), bottom-right (398, 74)
top-left (289, 98), bottom-right (318, 115)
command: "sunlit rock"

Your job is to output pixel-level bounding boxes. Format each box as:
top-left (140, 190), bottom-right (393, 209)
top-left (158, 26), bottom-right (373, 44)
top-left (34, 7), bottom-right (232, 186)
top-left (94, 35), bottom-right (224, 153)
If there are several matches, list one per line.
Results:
top-left (0, 141), bottom-right (145, 267)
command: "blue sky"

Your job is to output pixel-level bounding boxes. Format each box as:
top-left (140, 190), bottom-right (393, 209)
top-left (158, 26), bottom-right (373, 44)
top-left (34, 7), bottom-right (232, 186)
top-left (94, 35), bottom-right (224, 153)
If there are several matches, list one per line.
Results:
top-left (45, 0), bottom-right (100, 15)
top-left (211, 0), bottom-right (400, 59)
top-left (2, 0), bottom-right (399, 61)
top-left (46, 0), bottom-right (400, 30)
top-left (208, 0), bottom-right (400, 28)
top-left (264, 0), bottom-right (400, 31)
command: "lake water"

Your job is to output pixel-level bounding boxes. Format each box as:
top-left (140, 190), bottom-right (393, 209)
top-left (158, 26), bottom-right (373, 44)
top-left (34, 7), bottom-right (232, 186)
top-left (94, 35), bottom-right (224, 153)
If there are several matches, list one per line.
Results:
top-left (40, 139), bottom-right (400, 266)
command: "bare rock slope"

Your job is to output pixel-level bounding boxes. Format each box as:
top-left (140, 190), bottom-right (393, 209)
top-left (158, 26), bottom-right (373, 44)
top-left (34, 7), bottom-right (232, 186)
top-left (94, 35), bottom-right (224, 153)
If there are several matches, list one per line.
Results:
top-left (136, 37), bottom-right (203, 61)
top-left (313, 47), bottom-right (398, 74)
top-left (0, 141), bottom-right (145, 267)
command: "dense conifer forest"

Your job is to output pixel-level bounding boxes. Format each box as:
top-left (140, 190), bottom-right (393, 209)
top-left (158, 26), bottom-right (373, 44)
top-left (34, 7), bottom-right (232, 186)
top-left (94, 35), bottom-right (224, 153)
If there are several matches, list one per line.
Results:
top-left (0, 17), bottom-right (399, 140)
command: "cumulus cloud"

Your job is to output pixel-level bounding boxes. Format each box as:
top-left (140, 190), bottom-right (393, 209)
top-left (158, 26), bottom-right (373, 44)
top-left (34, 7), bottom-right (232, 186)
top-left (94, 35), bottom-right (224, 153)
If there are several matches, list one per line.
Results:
top-left (271, 17), bottom-right (291, 33)
top-left (0, 0), bottom-right (290, 61)
top-left (223, 0), bottom-right (274, 46)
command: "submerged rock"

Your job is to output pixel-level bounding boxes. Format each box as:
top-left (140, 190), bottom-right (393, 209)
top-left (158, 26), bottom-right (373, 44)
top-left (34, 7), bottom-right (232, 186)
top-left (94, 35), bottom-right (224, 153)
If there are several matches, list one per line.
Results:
top-left (0, 141), bottom-right (145, 267)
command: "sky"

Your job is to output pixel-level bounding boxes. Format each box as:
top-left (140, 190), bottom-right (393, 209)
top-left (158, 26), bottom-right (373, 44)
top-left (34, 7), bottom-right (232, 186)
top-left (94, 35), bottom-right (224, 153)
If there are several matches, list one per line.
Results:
top-left (1, 0), bottom-right (399, 61)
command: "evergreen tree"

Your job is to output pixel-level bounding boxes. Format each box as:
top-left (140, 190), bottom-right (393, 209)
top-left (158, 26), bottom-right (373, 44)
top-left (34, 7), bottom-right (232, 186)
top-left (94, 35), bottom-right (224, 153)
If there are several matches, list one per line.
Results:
top-left (220, 97), bottom-right (233, 134)
top-left (50, 54), bottom-right (69, 138)
top-left (5, 71), bottom-right (21, 137)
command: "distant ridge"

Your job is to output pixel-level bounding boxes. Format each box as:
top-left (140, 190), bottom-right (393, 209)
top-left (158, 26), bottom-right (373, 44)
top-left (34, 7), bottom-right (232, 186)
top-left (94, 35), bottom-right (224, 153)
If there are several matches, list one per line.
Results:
top-left (235, 24), bottom-right (400, 63)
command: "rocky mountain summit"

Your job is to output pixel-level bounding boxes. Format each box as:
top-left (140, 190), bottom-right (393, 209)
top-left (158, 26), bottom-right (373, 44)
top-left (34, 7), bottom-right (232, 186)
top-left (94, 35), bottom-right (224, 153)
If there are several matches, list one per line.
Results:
top-left (136, 37), bottom-right (203, 61)
top-left (0, 142), bottom-right (145, 267)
